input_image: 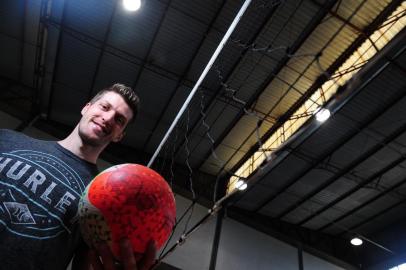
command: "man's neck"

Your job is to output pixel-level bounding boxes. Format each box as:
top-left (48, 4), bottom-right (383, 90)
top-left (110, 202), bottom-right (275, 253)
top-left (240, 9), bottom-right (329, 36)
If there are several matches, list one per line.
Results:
top-left (58, 126), bottom-right (103, 164)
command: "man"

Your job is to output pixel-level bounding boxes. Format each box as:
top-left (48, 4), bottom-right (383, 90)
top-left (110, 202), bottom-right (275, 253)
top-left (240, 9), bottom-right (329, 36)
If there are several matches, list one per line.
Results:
top-left (0, 84), bottom-right (156, 270)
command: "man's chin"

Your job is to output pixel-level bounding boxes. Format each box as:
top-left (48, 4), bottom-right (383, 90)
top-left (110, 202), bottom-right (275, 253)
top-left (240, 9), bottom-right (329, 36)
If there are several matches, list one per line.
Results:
top-left (79, 131), bottom-right (108, 147)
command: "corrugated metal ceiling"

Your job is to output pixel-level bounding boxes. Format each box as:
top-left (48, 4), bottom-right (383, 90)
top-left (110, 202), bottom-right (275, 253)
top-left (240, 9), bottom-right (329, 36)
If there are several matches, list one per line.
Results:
top-left (0, 0), bottom-right (405, 267)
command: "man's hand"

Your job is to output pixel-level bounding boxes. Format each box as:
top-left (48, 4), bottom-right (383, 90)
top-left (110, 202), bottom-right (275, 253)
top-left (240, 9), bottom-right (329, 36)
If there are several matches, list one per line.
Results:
top-left (90, 239), bottom-right (156, 270)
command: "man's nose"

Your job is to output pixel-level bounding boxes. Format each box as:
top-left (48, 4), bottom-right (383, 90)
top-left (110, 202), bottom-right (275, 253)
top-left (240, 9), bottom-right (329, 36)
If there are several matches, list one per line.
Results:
top-left (102, 111), bottom-right (115, 123)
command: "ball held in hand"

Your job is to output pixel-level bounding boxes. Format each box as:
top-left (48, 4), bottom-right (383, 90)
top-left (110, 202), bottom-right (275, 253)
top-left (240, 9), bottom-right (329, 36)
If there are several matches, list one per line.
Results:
top-left (78, 164), bottom-right (176, 260)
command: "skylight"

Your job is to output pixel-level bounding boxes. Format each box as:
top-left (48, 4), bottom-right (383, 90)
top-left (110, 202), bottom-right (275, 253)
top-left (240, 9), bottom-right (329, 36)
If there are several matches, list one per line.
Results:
top-left (228, 2), bottom-right (406, 193)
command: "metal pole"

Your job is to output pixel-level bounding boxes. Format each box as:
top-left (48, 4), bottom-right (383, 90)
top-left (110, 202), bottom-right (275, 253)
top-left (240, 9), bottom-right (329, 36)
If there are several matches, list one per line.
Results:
top-left (147, 0), bottom-right (252, 167)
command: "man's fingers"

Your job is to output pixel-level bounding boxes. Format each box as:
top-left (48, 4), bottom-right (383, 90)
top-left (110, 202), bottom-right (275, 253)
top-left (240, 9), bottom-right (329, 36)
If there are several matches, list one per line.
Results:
top-left (120, 238), bottom-right (137, 270)
top-left (89, 249), bottom-right (104, 270)
top-left (138, 240), bottom-right (157, 270)
top-left (95, 243), bottom-right (116, 270)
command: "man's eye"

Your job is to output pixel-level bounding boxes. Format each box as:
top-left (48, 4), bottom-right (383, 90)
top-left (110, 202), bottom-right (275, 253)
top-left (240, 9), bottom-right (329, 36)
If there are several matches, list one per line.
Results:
top-left (116, 117), bottom-right (125, 125)
top-left (100, 104), bottom-right (108, 110)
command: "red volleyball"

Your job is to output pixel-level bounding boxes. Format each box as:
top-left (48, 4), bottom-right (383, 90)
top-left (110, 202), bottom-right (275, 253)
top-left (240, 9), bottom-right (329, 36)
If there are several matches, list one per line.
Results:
top-left (78, 164), bottom-right (176, 260)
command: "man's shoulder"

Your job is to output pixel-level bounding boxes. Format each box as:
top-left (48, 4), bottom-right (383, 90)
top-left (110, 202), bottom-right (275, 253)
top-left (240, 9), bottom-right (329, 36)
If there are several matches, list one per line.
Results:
top-left (0, 129), bottom-right (31, 140)
top-left (0, 129), bottom-right (24, 138)
top-left (0, 129), bottom-right (49, 148)
top-left (0, 128), bottom-right (16, 134)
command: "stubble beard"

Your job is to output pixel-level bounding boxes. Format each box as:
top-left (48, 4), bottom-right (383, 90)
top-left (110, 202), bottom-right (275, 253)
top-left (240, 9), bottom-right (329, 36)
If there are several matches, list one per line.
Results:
top-left (78, 121), bottom-right (106, 147)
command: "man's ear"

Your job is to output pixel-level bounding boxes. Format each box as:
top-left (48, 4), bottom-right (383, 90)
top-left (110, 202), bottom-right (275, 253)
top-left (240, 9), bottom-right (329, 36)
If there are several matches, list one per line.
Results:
top-left (112, 131), bottom-right (125, 143)
top-left (81, 103), bottom-right (91, 116)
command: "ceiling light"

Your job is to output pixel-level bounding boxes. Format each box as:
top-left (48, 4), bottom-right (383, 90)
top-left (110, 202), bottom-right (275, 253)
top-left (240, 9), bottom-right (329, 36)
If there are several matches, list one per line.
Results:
top-left (235, 180), bottom-right (247, 191)
top-left (123, 0), bottom-right (141, 11)
top-left (350, 237), bottom-right (363, 246)
top-left (315, 108), bottom-right (331, 122)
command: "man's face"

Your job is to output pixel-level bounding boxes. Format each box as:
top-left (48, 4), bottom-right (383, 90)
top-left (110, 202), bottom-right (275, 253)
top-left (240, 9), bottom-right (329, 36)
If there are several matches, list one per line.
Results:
top-left (78, 91), bottom-right (133, 147)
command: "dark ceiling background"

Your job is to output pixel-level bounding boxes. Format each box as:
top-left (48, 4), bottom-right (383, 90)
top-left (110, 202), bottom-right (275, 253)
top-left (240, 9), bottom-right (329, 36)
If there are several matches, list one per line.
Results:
top-left (0, 0), bottom-right (405, 268)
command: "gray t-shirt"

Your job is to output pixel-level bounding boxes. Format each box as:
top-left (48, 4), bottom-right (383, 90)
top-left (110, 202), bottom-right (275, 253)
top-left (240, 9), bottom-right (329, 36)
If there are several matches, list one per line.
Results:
top-left (0, 129), bottom-right (98, 270)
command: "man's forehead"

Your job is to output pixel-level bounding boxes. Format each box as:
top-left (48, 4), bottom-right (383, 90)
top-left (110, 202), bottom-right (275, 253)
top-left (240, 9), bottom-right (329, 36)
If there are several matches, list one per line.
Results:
top-left (97, 91), bottom-right (121, 101)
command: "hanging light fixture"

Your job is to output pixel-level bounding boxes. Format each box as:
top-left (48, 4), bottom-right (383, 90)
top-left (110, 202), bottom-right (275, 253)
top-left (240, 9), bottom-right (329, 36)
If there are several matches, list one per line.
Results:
top-left (123, 0), bottom-right (141, 11)
top-left (315, 108), bottom-right (331, 122)
top-left (235, 179), bottom-right (247, 191)
top-left (350, 237), bottom-right (363, 246)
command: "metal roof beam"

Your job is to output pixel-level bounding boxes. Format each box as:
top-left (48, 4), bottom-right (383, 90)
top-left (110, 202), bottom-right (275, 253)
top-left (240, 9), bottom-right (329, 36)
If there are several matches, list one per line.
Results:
top-left (342, 197), bottom-right (406, 236)
top-left (318, 174), bottom-right (406, 232)
top-left (260, 30), bottom-right (406, 217)
top-left (309, 0), bottom-right (365, 34)
top-left (251, 56), bottom-right (406, 214)
top-left (232, 0), bottom-right (405, 207)
top-left (276, 110), bottom-right (406, 219)
top-left (227, 0), bottom-right (403, 179)
top-left (298, 149), bottom-right (406, 226)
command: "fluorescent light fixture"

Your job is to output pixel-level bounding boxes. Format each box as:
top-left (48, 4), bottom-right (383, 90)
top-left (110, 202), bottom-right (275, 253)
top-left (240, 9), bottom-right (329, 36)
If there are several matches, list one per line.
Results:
top-left (123, 0), bottom-right (141, 11)
top-left (350, 237), bottom-right (363, 246)
top-left (235, 180), bottom-right (247, 191)
top-left (315, 108), bottom-right (331, 122)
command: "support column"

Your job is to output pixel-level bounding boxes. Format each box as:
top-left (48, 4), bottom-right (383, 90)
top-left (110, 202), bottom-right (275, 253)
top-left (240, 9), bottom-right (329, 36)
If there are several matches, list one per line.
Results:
top-left (298, 244), bottom-right (304, 270)
top-left (209, 208), bottom-right (225, 270)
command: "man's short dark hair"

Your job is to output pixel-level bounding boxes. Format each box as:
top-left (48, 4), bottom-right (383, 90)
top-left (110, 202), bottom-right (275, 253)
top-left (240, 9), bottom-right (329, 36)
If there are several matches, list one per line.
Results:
top-left (90, 83), bottom-right (140, 121)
